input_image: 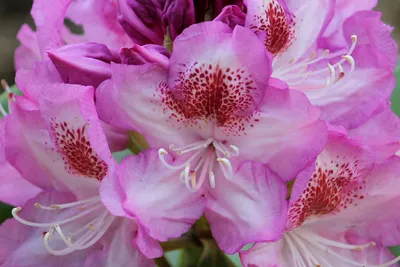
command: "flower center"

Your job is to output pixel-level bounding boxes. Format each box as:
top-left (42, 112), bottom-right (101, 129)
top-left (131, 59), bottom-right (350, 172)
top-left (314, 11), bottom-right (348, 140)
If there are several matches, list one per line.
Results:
top-left (158, 138), bottom-right (240, 192)
top-left (285, 227), bottom-right (400, 267)
top-left (12, 196), bottom-right (114, 255)
top-left (274, 35), bottom-right (358, 90)
top-left (0, 79), bottom-right (14, 116)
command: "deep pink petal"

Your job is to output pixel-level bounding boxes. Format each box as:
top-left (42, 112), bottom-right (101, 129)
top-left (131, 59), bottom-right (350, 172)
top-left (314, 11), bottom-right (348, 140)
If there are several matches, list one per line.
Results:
top-left (213, 5), bottom-right (246, 29)
top-left (112, 149), bottom-right (206, 241)
top-left (47, 42), bottom-right (114, 88)
top-left (227, 80), bottom-right (327, 181)
top-left (205, 161), bottom-right (287, 254)
top-left (305, 67), bottom-right (395, 130)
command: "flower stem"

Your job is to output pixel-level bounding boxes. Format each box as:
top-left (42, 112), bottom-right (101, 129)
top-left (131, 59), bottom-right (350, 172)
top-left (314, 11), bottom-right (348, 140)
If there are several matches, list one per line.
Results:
top-left (154, 256), bottom-right (171, 267)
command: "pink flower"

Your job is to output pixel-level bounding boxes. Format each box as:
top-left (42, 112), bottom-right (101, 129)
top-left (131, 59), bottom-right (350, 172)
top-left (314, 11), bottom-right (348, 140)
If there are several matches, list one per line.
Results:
top-left (243, 0), bottom-right (397, 129)
top-left (2, 83), bottom-right (163, 261)
top-left (240, 128), bottom-right (400, 267)
top-left (96, 22), bottom-right (327, 253)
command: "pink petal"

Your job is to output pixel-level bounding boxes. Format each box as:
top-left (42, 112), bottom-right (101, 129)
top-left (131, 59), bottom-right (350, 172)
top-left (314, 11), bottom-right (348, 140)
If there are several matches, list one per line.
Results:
top-left (228, 79), bottom-right (327, 181)
top-left (239, 241), bottom-right (286, 267)
top-left (6, 84), bottom-right (113, 199)
top-left (205, 161), bottom-right (288, 254)
top-left (246, 0), bottom-right (334, 66)
top-left (287, 127), bottom-right (375, 229)
top-left (31, 0), bottom-right (72, 59)
top-left (169, 22), bottom-right (271, 113)
top-left (14, 24), bottom-right (41, 70)
top-left (64, 0), bottom-right (132, 52)
top-left (0, 118), bottom-right (42, 206)
top-left (113, 149), bottom-right (206, 241)
top-left (319, 0), bottom-right (378, 50)
top-left (15, 60), bottom-right (62, 102)
top-left (96, 63), bottom-right (201, 148)
top-left (349, 107), bottom-right (400, 162)
top-left (343, 11), bottom-right (397, 71)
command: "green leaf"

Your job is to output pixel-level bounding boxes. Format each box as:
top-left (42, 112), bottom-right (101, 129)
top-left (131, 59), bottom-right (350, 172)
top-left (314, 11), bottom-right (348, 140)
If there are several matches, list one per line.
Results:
top-left (390, 61), bottom-right (400, 116)
top-left (178, 239), bottom-right (236, 267)
top-left (0, 202), bottom-right (13, 224)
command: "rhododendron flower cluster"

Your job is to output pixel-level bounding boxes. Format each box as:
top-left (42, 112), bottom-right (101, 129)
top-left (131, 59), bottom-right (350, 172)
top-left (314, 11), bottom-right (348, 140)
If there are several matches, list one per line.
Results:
top-left (1, 0), bottom-right (400, 266)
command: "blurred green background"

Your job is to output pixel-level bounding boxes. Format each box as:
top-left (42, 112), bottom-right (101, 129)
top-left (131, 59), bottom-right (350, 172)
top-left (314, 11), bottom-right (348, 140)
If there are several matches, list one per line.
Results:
top-left (0, 0), bottom-right (400, 266)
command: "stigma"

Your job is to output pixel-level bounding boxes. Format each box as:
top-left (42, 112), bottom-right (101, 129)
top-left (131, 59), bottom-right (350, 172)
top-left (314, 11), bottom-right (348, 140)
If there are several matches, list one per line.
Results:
top-left (12, 196), bottom-right (114, 255)
top-left (158, 138), bottom-right (240, 192)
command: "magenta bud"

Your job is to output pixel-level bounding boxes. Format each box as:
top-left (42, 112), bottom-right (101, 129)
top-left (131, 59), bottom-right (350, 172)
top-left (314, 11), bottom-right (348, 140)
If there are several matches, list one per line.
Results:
top-left (47, 42), bottom-right (113, 88)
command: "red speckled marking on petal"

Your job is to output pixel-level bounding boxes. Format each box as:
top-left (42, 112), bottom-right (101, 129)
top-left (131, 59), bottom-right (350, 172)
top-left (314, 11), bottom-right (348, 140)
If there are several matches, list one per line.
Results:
top-left (288, 156), bottom-right (365, 227)
top-left (157, 62), bottom-right (260, 136)
top-left (250, 0), bottom-right (295, 55)
top-left (50, 120), bottom-right (108, 181)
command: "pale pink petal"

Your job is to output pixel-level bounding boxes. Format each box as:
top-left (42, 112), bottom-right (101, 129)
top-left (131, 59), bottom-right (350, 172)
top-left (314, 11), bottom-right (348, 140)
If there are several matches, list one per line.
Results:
top-left (100, 122), bottom-right (129, 152)
top-left (349, 107), bottom-right (400, 162)
top-left (96, 63), bottom-right (200, 148)
top-left (169, 22), bottom-right (271, 113)
top-left (246, 0), bottom-right (334, 66)
top-left (227, 80), bottom-right (327, 181)
top-left (204, 161), bottom-right (287, 254)
top-left (64, 0), bottom-right (132, 52)
top-left (305, 67), bottom-right (395, 130)
top-left (111, 149), bottom-right (206, 241)
top-left (287, 128), bottom-right (375, 229)
top-left (14, 24), bottom-right (41, 70)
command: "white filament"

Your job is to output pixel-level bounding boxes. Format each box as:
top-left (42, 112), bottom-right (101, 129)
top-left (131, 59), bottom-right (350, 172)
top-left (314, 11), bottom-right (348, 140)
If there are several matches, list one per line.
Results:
top-left (158, 138), bottom-right (239, 191)
top-left (12, 197), bottom-right (113, 256)
top-left (285, 227), bottom-right (400, 267)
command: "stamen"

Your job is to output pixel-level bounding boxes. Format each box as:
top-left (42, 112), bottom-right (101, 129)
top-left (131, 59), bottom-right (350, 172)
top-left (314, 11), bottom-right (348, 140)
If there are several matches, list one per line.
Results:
top-left (12, 204), bottom-right (103, 227)
top-left (209, 172), bottom-right (215, 188)
top-left (217, 158), bottom-right (234, 180)
top-left (229, 145), bottom-right (240, 156)
top-left (294, 229), bottom-right (400, 267)
top-left (34, 196), bottom-right (101, 210)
